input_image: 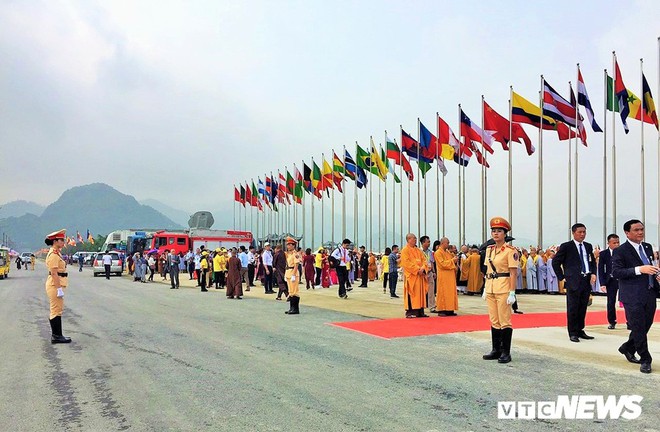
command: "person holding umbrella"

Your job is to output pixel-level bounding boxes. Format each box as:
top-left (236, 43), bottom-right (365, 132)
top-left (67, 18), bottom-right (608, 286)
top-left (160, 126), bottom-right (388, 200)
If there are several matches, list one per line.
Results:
top-left (44, 229), bottom-right (71, 344)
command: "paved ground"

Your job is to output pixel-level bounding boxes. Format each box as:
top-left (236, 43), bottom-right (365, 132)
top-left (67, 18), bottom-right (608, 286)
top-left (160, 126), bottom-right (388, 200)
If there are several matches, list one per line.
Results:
top-left (1, 263), bottom-right (659, 431)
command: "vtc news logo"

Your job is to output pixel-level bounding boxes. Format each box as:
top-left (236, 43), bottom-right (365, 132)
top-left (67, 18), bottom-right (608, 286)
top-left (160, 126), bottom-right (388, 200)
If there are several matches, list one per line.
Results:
top-left (498, 395), bottom-right (643, 420)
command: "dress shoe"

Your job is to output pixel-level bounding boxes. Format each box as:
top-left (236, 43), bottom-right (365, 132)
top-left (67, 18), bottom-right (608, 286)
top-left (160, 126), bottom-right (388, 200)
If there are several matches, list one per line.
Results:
top-left (340, 294), bottom-right (348, 299)
top-left (618, 346), bottom-right (640, 364)
top-left (608, 323), bottom-right (616, 330)
top-left (513, 310), bottom-right (524, 314)
top-left (569, 336), bottom-right (580, 343)
top-left (236, 296), bottom-right (242, 300)
top-left (391, 295), bottom-right (400, 298)
top-left (578, 332), bottom-right (594, 340)
top-left (346, 287), bottom-right (353, 292)
top-left (640, 363), bottom-right (652, 374)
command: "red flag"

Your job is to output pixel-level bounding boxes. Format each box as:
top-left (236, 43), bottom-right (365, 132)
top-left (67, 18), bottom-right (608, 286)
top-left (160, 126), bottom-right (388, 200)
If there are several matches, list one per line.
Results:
top-left (245, 182), bottom-right (253, 207)
top-left (483, 100), bottom-right (534, 155)
top-left (234, 187), bottom-right (241, 203)
top-left (460, 110), bottom-right (494, 154)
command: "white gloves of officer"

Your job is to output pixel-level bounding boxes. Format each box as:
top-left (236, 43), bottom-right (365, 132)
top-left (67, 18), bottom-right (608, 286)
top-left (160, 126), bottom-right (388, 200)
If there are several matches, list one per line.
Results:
top-left (482, 290), bottom-right (487, 301)
top-left (290, 275), bottom-right (296, 282)
top-left (56, 288), bottom-right (64, 298)
top-left (506, 291), bottom-right (516, 305)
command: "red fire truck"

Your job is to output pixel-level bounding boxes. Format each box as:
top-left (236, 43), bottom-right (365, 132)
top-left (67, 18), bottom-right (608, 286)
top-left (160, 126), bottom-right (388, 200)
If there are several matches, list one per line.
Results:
top-left (147, 229), bottom-right (254, 256)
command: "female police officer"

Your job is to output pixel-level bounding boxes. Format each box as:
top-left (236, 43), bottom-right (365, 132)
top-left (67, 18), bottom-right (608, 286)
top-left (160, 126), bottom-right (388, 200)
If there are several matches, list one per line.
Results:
top-left (44, 229), bottom-right (71, 344)
top-left (482, 217), bottom-right (518, 363)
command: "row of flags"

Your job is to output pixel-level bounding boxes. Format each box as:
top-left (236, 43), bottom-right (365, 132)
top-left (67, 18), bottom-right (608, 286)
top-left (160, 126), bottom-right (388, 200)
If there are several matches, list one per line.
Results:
top-left (65, 230), bottom-right (95, 247)
top-left (235, 56), bottom-right (659, 211)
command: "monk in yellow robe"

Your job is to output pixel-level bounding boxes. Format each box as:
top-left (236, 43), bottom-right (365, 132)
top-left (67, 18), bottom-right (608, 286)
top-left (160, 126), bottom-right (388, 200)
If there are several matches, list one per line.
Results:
top-left (461, 246), bottom-right (484, 295)
top-left (400, 233), bottom-right (430, 318)
top-left (433, 237), bottom-right (459, 316)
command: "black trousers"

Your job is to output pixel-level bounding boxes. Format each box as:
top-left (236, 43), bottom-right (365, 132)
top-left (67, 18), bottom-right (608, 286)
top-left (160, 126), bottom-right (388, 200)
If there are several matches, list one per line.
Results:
top-left (314, 267), bottom-right (322, 286)
top-left (605, 280), bottom-right (619, 325)
top-left (622, 291), bottom-right (657, 363)
top-left (361, 266), bottom-right (368, 286)
top-left (104, 264), bottom-right (111, 279)
top-left (275, 270), bottom-right (288, 298)
top-left (337, 266), bottom-right (348, 297)
top-left (264, 266), bottom-right (273, 292)
top-left (382, 273), bottom-right (389, 289)
top-left (389, 273), bottom-right (397, 296)
top-left (170, 269), bottom-right (180, 288)
top-left (214, 271), bottom-right (225, 287)
top-left (248, 264), bottom-right (255, 286)
top-left (566, 276), bottom-right (592, 336)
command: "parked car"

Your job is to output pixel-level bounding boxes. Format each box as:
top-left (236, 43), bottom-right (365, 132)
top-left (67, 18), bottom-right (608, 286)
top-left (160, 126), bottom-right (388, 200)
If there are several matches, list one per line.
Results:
top-left (0, 247), bottom-right (10, 279)
top-left (93, 252), bottom-right (123, 277)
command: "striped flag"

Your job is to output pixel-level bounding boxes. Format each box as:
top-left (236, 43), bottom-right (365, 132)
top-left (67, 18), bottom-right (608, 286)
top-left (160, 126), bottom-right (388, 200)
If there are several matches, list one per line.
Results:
top-left (577, 68), bottom-right (602, 132)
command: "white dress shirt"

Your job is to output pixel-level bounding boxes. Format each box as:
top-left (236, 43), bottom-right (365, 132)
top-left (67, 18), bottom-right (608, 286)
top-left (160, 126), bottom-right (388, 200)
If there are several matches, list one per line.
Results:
top-left (573, 240), bottom-right (590, 273)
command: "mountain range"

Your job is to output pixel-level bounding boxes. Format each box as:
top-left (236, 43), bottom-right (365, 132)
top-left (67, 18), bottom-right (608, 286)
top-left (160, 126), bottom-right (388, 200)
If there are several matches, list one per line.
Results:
top-left (0, 183), bottom-right (182, 251)
top-left (0, 200), bottom-right (45, 219)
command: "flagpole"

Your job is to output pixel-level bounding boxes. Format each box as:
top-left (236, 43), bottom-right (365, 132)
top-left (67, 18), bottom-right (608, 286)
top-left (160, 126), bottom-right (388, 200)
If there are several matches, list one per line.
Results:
top-left (436, 113), bottom-right (441, 240)
top-left (457, 105), bottom-right (462, 245)
top-left (612, 52), bottom-right (618, 233)
top-left (640, 58), bottom-right (646, 226)
top-left (369, 138), bottom-right (374, 252)
top-left (416, 120), bottom-right (421, 237)
top-left (378, 142), bottom-right (389, 253)
top-left (657, 37), bottom-right (660, 250)
top-left (321, 153), bottom-right (326, 247)
top-left (602, 69), bottom-right (608, 243)
top-left (481, 95), bottom-right (487, 242)
top-left (508, 89), bottom-right (513, 237)
top-left (310, 162), bottom-right (315, 248)
top-left (233, 183), bottom-right (236, 229)
top-left (354, 142), bottom-right (359, 245)
top-left (538, 78), bottom-right (544, 248)
top-left (399, 136), bottom-right (404, 245)
top-left (330, 152), bottom-right (335, 243)
top-left (573, 81), bottom-right (579, 225)
top-left (342, 146), bottom-right (347, 240)
top-left (567, 81), bottom-right (573, 237)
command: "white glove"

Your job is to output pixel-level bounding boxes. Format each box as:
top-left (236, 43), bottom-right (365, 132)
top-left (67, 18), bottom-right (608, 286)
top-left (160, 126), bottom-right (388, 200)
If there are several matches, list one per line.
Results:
top-left (482, 290), bottom-right (487, 301)
top-left (56, 288), bottom-right (64, 298)
top-left (290, 275), bottom-right (296, 282)
top-left (506, 292), bottom-right (516, 305)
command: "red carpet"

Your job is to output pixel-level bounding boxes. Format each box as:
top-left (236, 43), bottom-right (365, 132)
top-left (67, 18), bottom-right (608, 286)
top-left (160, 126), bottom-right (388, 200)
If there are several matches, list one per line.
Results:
top-left (329, 310), bottom-right (660, 339)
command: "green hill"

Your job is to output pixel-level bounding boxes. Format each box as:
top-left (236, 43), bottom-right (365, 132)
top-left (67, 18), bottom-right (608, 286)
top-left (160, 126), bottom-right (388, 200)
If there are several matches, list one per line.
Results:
top-left (0, 183), bottom-right (182, 251)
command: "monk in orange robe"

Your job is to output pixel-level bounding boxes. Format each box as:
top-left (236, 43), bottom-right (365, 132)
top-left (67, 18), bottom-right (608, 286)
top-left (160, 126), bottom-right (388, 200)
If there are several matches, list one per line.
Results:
top-left (433, 237), bottom-right (459, 316)
top-left (400, 233), bottom-right (430, 318)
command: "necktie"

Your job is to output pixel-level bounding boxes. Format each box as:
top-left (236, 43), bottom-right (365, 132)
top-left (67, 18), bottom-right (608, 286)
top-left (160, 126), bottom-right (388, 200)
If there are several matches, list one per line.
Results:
top-left (579, 243), bottom-right (586, 273)
top-left (639, 245), bottom-right (653, 287)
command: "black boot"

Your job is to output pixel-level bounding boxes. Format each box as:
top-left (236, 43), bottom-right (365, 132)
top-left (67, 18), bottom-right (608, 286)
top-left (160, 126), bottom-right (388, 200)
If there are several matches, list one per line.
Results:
top-left (285, 296), bottom-right (300, 315)
top-left (483, 327), bottom-right (502, 360)
top-left (498, 327), bottom-right (512, 363)
top-left (50, 316), bottom-right (71, 344)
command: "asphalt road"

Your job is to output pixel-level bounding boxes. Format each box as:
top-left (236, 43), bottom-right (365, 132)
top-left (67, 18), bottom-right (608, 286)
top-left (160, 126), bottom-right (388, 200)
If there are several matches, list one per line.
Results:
top-left (1, 264), bottom-right (659, 432)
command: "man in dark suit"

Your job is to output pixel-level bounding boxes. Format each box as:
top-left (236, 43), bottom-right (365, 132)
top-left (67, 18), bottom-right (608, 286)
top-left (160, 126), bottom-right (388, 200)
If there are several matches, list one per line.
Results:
top-left (598, 234), bottom-right (621, 329)
top-left (358, 246), bottom-right (369, 287)
top-left (552, 223), bottom-right (597, 343)
top-left (612, 219), bottom-right (660, 374)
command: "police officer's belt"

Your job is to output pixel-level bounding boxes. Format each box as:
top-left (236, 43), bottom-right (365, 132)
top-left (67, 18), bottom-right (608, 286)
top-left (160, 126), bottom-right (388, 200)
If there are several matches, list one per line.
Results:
top-left (57, 272), bottom-right (68, 277)
top-left (486, 272), bottom-right (510, 279)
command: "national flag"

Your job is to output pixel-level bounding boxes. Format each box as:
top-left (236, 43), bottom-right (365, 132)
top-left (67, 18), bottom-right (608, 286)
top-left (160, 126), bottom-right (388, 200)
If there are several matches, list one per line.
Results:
top-left (542, 80), bottom-right (581, 127)
top-left (385, 134), bottom-right (414, 180)
top-left (293, 166), bottom-right (304, 204)
top-left (344, 150), bottom-right (367, 188)
top-left (459, 110), bottom-right (494, 153)
top-left (234, 186), bottom-right (241, 204)
top-left (302, 163), bottom-right (313, 194)
top-left (265, 176), bottom-right (273, 200)
top-left (239, 184), bottom-right (246, 206)
top-left (483, 100), bottom-right (534, 155)
top-left (76, 231), bottom-right (84, 244)
top-left (369, 139), bottom-right (388, 181)
top-left (355, 144), bottom-right (375, 176)
top-left (512, 91), bottom-right (572, 141)
top-left (87, 230), bottom-right (95, 244)
top-left (436, 117), bottom-right (459, 160)
top-left (453, 142), bottom-right (472, 166)
top-left (251, 181), bottom-right (260, 207)
top-left (67, 237), bottom-right (76, 247)
top-left (278, 172), bottom-right (290, 204)
top-left (258, 178), bottom-right (266, 198)
top-left (606, 74), bottom-right (655, 128)
top-left (401, 129), bottom-right (433, 163)
top-left (569, 85), bottom-right (588, 146)
top-left (613, 59), bottom-right (631, 133)
top-left (577, 68), bottom-right (603, 132)
top-left (286, 170), bottom-right (295, 195)
top-left (312, 161), bottom-right (323, 197)
top-left (332, 152), bottom-right (345, 192)
top-left (322, 157), bottom-right (334, 192)
top-left (380, 145), bottom-right (401, 183)
top-left (642, 73), bottom-right (659, 130)
top-left (245, 182), bottom-right (253, 207)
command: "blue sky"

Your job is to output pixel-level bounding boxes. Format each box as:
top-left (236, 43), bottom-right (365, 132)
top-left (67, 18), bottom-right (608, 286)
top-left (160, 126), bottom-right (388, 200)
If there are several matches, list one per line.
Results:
top-left (1, 0), bottom-right (659, 247)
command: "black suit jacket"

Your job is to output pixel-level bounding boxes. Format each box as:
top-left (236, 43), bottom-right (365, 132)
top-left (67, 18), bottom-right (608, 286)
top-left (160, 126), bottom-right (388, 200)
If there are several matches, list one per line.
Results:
top-left (273, 250), bottom-right (286, 275)
top-left (598, 249), bottom-right (614, 286)
top-left (359, 253), bottom-right (369, 269)
top-left (611, 241), bottom-right (659, 304)
top-left (552, 240), bottom-right (596, 290)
